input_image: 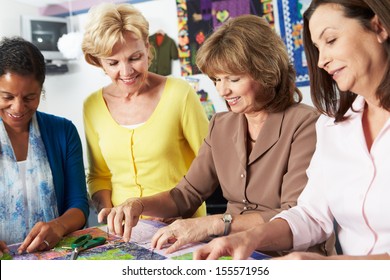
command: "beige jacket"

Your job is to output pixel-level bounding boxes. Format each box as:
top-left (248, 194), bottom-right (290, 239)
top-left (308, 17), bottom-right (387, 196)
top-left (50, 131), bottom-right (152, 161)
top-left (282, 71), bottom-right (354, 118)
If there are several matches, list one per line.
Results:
top-left (170, 103), bottom-right (319, 221)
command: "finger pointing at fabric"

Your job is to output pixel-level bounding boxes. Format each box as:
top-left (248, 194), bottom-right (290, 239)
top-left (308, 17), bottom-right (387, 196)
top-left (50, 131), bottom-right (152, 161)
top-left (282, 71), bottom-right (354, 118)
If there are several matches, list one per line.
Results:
top-left (100, 198), bottom-right (144, 242)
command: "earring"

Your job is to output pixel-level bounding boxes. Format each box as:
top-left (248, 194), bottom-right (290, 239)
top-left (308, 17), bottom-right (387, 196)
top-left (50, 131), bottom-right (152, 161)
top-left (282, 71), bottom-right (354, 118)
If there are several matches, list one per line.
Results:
top-left (41, 89), bottom-right (46, 100)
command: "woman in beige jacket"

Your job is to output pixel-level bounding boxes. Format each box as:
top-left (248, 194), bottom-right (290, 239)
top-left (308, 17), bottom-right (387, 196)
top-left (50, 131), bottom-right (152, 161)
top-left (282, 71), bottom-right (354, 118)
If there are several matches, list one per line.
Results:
top-left (98, 15), bottom-right (320, 255)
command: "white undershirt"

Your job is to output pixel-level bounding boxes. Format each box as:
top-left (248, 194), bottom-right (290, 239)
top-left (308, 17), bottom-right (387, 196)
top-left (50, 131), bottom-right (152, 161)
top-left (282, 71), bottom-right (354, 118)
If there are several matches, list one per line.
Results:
top-left (121, 122), bottom-right (145, 129)
top-left (17, 160), bottom-right (29, 218)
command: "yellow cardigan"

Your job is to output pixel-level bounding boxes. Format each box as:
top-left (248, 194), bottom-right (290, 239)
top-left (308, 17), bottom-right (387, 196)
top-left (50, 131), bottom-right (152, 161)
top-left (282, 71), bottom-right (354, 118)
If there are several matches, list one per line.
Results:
top-left (83, 77), bottom-right (209, 217)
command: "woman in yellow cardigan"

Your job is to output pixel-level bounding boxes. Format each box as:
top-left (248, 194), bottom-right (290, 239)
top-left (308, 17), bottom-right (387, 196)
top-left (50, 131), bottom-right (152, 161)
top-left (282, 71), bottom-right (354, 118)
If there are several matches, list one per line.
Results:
top-left (81, 3), bottom-right (208, 220)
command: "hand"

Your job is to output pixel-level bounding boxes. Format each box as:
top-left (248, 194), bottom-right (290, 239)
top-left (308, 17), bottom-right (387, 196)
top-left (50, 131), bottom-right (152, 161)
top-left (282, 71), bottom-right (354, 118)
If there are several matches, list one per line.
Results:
top-left (273, 251), bottom-right (328, 260)
top-left (151, 216), bottom-right (220, 254)
top-left (193, 229), bottom-right (258, 260)
top-left (17, 221), bottom-right (63, 254)
top-left (144, 216), bottom-right (178, 225)
top-left (98, 198), bottom-right (144, 242)
top-left (275, 252), bottom-right (390, 260)
top-left (0, 240), bottom-right (9, 258)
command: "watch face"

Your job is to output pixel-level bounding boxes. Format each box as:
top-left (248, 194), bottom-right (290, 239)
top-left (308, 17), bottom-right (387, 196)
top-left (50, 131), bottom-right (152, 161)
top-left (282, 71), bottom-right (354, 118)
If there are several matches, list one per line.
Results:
top-left (223, 213), bottom-right (232, 223)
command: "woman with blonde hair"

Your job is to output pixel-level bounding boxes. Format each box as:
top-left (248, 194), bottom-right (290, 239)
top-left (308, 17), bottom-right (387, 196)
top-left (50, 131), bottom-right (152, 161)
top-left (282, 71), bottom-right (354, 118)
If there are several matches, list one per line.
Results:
top-left (81, 3), bottom-right (209, 232)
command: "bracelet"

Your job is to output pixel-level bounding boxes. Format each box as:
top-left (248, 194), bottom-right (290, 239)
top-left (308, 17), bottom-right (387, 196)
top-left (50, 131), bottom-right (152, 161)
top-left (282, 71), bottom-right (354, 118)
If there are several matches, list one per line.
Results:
top-left (134, 198), bottom-right (145, 214)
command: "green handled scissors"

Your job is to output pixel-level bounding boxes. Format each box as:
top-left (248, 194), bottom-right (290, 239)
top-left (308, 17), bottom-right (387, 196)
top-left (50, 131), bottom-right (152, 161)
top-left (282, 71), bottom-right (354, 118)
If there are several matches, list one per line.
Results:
top-left (70, 234), bottom-right (106, 260)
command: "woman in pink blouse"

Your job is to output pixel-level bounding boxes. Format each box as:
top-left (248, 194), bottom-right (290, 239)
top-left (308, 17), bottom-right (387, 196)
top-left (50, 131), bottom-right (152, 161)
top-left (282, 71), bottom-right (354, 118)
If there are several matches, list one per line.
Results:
top-left (194, 0), bottom-right (390, 260)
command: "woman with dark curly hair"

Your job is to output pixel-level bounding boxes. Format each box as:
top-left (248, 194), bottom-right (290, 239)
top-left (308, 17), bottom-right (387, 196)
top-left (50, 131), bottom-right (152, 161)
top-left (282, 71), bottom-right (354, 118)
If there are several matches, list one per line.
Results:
top-left (0, 37), bottom-right (89, 256)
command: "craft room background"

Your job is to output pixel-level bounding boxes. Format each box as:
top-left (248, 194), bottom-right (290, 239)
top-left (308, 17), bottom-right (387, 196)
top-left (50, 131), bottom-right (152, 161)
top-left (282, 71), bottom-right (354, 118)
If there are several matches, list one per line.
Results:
top-left (0, 0), bottom-right (313, 166)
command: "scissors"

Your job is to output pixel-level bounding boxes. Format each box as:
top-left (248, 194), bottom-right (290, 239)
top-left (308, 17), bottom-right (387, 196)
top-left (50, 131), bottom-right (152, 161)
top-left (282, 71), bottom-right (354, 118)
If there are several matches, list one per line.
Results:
top-left (70, 234), bottom-right (106, 260)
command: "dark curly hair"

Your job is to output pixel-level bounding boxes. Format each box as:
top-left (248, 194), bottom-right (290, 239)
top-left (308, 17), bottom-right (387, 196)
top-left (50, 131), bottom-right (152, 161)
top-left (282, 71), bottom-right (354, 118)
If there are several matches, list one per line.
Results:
top-left (0, 36), bottom-right (46, 87)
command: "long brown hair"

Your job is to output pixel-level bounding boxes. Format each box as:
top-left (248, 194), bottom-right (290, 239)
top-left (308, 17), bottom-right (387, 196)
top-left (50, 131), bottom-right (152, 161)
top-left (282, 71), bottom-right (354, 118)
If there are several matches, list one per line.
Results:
top-left (303, 0), bottom-right (390, 122)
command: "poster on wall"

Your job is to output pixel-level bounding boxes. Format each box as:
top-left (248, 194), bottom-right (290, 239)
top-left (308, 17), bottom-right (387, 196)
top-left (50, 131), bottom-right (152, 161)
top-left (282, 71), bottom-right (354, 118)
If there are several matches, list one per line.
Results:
top-left (276, 0), bottom-right (310, 87)
top-left (175, 0), bottom-right (275, 76)
top-left (176, 0), bottom-right (310, 87)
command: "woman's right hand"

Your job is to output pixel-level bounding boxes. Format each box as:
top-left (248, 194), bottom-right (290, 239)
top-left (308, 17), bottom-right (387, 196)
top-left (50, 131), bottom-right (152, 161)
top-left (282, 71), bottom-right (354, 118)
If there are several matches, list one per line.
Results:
top-left (193, 229), bottom-right (258, 260)
top-left (98, 198), bottom-right (144, 242)
top-left (0, 240), bottom-right (9, 258)
top-left (151, 215), bottom-right (224, 254)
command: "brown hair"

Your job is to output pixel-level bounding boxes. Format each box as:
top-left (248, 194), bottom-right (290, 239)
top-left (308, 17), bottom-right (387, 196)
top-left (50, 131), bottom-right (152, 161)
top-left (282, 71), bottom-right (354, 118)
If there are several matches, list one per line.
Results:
top-left (196, 14), bottom-right (302, 113)
top-left (303, 0), bottom-right (390, 122)
top-left (82, 3), bottom-right (153, 68)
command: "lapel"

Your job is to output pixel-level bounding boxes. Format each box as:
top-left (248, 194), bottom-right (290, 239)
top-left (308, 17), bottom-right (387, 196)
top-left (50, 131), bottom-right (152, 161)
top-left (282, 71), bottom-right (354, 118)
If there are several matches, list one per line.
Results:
top-left (248, 111), bottom-right (284, 165)
top-left (232, 114), bottom-right (248, 168)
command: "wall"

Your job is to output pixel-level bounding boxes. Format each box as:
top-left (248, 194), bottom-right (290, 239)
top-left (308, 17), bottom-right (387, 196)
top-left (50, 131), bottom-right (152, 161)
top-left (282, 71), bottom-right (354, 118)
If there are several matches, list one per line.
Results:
top-left (40, 0), bottom-right (232, 167)
top-left (0, 0), bottom-right (38, 37)
top-left (2, 0), bottom-right (312, 168)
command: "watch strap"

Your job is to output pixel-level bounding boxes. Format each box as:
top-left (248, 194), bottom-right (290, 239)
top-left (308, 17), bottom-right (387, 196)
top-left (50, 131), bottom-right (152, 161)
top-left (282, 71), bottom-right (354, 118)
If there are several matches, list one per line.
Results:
top-left (222, 214), bottom-right (232, 236)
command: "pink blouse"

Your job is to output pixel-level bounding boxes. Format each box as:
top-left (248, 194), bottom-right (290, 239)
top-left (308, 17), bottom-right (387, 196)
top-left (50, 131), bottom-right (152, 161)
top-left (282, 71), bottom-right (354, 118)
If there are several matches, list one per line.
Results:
top-left (275, 96), bottom-right (390, 255)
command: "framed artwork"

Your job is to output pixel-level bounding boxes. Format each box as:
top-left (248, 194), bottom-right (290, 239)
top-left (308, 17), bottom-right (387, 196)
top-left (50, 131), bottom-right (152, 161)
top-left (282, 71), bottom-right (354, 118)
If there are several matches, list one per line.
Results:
top-left (276, 0), bottom-right (311, 86)
top-left (176, 0), bottom-right (275, 76)
top-left (176, 0), bottom-right (311, 87)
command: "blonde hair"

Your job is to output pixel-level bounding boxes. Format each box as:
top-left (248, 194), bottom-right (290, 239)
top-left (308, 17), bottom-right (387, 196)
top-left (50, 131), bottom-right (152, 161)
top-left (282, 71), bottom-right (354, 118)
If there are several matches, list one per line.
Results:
top-left (82, 3), bottom-right (152, 67)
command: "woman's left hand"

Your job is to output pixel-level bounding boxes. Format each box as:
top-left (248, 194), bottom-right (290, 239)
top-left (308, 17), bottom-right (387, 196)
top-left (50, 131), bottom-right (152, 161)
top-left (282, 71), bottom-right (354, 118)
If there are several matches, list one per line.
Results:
top-left (273, 251), bottom-right (327, 260)
top-left (151, 216), bottom-right (222, 254)
top-left (17, 221), bottom-right (63, 254)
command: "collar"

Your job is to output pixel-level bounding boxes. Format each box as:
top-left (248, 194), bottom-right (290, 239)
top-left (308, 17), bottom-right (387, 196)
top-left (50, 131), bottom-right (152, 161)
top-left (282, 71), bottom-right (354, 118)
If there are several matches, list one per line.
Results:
top-left (323, 95), bottom-right (366, 127)
top-left (233, 112), bottom-right (284, 166)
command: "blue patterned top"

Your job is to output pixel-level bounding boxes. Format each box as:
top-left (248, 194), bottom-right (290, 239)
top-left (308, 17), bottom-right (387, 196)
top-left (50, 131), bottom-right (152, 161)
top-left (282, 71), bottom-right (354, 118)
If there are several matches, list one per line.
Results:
top-left (0, 114), bottom-right (58, 244)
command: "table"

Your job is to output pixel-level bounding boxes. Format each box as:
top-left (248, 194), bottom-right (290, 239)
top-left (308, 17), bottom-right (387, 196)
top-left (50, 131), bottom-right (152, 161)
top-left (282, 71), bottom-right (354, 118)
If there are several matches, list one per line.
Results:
top-left (3, 220), bottom-right (269, 260)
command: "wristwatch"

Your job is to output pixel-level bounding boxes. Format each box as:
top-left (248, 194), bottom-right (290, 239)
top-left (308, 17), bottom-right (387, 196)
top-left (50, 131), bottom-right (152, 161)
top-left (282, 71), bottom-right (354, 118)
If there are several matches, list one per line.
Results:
top-left (222, 213), bottom-right (232, 236)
